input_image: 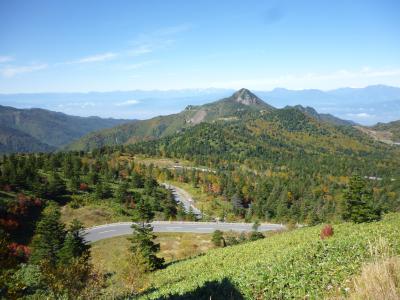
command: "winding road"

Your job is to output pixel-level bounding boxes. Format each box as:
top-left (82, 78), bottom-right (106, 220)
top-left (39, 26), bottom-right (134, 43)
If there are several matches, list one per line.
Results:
top-left (84, 221), bottom-right (285, 243)
top-left (84, 183), bottom-right (284, 243)
top-left (162, 183), bottom-right (202, 216)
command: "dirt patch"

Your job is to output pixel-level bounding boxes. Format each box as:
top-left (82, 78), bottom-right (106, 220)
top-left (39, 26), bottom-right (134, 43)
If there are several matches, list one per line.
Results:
top-left (188, 109), bottom-right (207, 124)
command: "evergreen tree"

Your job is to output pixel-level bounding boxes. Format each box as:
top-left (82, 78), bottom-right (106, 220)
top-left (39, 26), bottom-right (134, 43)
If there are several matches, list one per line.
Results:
top-left (342, 175), bottom-right (381, 223)
top-left (144, 176), bottom-right (158, 195)
top-left (231, 192), bottom-right (244, 215)
top-left (30, 203), bottom-right (66, 266)
top-left (58, 219), bottom-right (90, 265)
top-left (161, 190), bottom-right (177, 220)
top-left (115, 181), bottom-right (129, 203)
top-left (95, 182), bottom-right (104, 199)
top-left (47, 172), bottom-right (67, 198)
top-left (130, 198), bottom-right (164, 271)
top-left (249, 220), bottom-right (265, 241)
top-left (176, 202), bottom-right (187, 220)
top-left (211, 230), bottom-right (225, 247)
top-left (131, 172), bottom-right (144, 188)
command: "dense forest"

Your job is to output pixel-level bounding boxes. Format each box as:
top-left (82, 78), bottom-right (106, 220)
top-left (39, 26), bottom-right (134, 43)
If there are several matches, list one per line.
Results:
top-left (0, 150), bottom-right (188, 298)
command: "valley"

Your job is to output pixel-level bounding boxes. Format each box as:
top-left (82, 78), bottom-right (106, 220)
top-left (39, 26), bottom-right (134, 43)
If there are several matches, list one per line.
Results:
top-left (2, 2), bottom-right (400, 298)
top-left (1, 88), bottom-right (399, 299)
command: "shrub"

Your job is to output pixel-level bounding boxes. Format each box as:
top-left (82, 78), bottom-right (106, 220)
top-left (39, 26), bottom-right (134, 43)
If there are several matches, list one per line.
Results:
top-left (320, 224), bottom-right (334, 239)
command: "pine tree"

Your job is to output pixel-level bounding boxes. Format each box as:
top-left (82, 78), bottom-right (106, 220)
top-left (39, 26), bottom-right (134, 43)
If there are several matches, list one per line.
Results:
top-left (211, 230), bottom-right (225, 247)
top-left (115, 181), bottom-right (129, 203)
top-left (231, 192), bottom-right (244, 215)
top-left (342, 175), bottom-right (381, 223)
top-left (130, 198), bottom-right (164, 271)
top-left (58, 219), bottom-right (90, 265)
top-left (131, 172), bottom-right (144, 188)
top-left (176, 202), bottom-right (187, 220)
top-left (47, 172), bottom-right (67, 198)
top-left (30, 202), bottom-right (66, 266)
top-left (95, 182), bottom-right (104, 199)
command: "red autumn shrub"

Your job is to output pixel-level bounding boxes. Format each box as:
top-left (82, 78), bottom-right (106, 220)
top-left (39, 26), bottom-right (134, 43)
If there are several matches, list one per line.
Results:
top-left (8, 242), bottom-right (31, 260)
top-left (33, 198), bottom-right (43, 207)
top-left (320, 224), bottom-right (334, 240)
top-left (79, 183), bottom-right (89, 191)
top-left (0, 218), bottom-right (19, 231)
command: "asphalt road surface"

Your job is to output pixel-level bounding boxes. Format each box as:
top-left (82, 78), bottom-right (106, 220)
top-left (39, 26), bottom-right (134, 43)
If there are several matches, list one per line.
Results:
top-left (162, 183), bottom-right (202, 216)
top-left (85, 221), bottom-right (285, 243)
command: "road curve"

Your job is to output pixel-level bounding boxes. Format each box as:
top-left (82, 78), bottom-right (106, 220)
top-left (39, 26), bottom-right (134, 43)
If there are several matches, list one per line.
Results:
top-left (84, 221), bottom-right (285, 243)
top-left (162, 183), bottom-right (202, 216)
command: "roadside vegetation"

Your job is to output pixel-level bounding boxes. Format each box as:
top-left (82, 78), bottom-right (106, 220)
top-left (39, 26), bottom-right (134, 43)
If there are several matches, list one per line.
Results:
top-left (137, 213), bottom-right (400, 299)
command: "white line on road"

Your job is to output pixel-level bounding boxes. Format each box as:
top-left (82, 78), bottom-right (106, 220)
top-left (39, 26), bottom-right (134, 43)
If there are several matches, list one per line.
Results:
top-left (98, 230), bottom-right (116, 234)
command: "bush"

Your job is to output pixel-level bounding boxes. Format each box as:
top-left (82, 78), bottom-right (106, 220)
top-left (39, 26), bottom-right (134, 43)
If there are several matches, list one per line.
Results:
top-left (320, 224), bottom-right (334, 240)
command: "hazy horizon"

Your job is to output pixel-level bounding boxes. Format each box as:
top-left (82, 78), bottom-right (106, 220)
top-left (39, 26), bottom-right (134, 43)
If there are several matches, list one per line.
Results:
top-left (1, 84), bottom-right (400, 125)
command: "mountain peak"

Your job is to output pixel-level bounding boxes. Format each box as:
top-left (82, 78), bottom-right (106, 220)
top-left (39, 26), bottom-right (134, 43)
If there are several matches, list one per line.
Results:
top-left (231, 88), bottom-right (264, 105)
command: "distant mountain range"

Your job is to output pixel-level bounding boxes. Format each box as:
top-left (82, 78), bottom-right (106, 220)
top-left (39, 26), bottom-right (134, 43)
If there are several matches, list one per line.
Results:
top-left (1, 87), bottom-right (399, 154)
top-left (1, 85), bottom-right (399, 124)
top-left (0, 105), bottom-right (131, 153)
top-left (66, 89), bottom-right (377, 152)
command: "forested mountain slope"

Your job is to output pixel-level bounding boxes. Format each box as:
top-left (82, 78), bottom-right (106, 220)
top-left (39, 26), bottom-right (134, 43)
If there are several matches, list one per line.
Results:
top-left (372, 120), bottom-right (400, 142)
top-left (0, 126), bottom-right (55, 153)
top-left (0, 105), bottom-right (131, 153)
top-left (67, 89), bottom-right (354, 151)
top-left (128, 106), bottom-right (400, 177)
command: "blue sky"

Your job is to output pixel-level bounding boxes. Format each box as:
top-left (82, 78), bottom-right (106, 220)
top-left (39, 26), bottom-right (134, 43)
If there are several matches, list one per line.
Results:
top-left (0, 0), bottom-right (399, 93)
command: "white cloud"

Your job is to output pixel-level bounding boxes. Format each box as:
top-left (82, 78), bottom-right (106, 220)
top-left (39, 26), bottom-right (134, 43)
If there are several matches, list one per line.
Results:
top-left (0, 56), bottom-right (13, 63)
top-left (0, 64), bottom-right (48, 78)
top-left (57, 102), bottom-right (96, 109)
top-left (346, 112), bottom-right (374, 119)
top-left (115, 99), bottom-right (140, 106)
top-left (69, 52), bottom-right (117, 64)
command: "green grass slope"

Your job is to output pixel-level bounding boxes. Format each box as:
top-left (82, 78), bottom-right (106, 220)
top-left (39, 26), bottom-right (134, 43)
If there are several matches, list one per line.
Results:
top-left (139, 214), bottom-right (400, 299)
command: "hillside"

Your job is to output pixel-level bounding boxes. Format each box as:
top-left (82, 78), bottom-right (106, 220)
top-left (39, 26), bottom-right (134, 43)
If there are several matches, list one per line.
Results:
top-left (127, 105), bottom-right (399, 173)
top-left (138, 214), bottom-right (400, 299)
top-left (372, 120), bottom-right (400, 143)
top-left (292, 105), bottom-right (356, 126)
top-left (0, 105), bottom-right (131, 153)
top-left (353, 120), bottom-right (400, 145)
top-left (67, 89), bottom-right (356, 151)
top-left (0, 126), bottom-right (55, 153)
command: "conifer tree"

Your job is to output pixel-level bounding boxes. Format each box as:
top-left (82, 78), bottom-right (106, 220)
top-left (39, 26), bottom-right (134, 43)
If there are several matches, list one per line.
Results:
top-left (58, 219), bottom-right (90, 265)
top-left (342, 175), bottom-right (381, 223)
top-left (115, 180), bottom-right (129, 203)
top-left (30, 202), bottom-right (66, 266)
top-left (130, 198), bottom-right (164, 271)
